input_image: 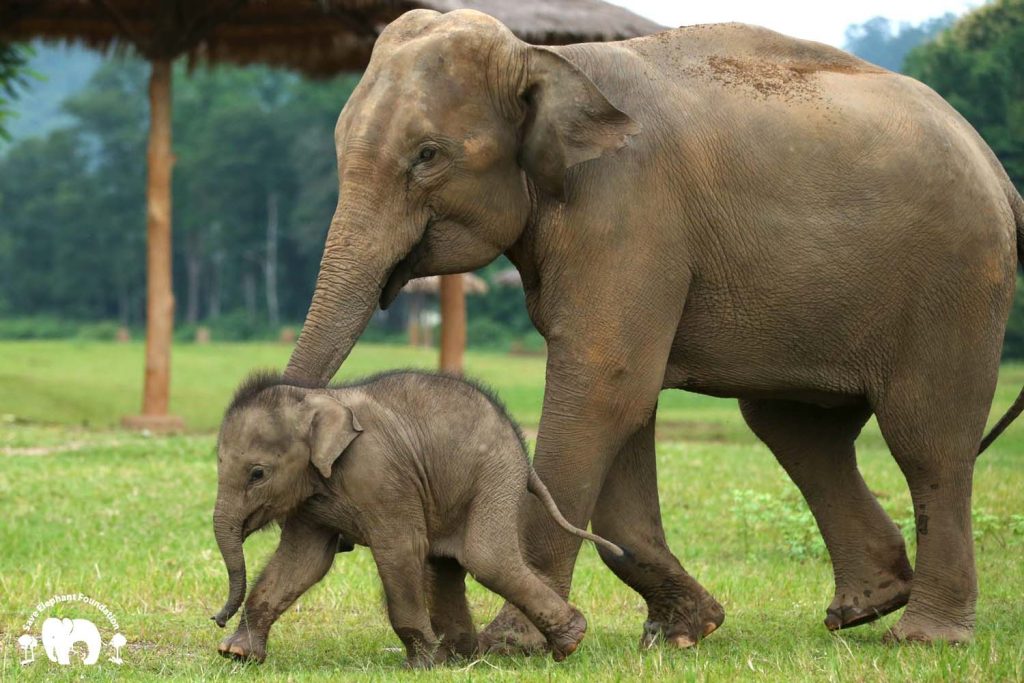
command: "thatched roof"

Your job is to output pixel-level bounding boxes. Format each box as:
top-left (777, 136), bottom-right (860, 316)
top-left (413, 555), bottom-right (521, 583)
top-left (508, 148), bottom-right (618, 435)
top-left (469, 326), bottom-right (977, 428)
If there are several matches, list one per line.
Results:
top-left (404, 273), bottom-right (489, 295)
top-left (492, 267), bottom-right (522, 288)
top-left (425, 0), bottom-right (664, 44)
top-left (0, 1), bottom-right (664, 74)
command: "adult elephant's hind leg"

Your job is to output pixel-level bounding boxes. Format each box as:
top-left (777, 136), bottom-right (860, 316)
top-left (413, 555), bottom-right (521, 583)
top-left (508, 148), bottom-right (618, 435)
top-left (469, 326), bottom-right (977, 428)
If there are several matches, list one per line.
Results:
top-left (739, 399), bottom-right (913, 630)
top-left (590, 407), bottom-right (725, 648)
top-left (873, 365), bottom-right (995, 643)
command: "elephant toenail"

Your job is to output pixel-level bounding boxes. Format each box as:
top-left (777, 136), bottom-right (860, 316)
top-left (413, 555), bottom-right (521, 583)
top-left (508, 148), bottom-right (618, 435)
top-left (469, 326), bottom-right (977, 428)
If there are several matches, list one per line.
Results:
top-left (668, 634), bottom-right (696, 648)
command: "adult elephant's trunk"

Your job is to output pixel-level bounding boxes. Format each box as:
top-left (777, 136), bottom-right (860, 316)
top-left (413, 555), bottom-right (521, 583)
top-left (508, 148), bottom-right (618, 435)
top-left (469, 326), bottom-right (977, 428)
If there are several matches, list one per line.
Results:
top-left (284, 203), bottom-right (408, 385)
top-left (211, 503), bottom-right (246, 628)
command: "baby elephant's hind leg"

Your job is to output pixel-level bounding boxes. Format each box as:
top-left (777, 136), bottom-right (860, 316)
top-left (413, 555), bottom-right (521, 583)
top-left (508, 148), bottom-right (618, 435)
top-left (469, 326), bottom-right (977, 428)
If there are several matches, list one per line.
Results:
top-left (463, 500), bottom-right (586, 661)
top-left (427, 557), bottom-right (477, 659)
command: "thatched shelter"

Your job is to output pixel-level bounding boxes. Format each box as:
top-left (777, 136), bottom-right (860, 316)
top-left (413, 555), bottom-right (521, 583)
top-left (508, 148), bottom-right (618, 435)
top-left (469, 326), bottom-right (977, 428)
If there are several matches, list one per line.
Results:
top-left (493, 267), bottom-right (523, 288)
top-left (403, 273), bottom-right (488, 351)
top-left (404, 274), bottom-right (489, 296)
top-left (0, 0), bottom-right (663, 427)
top-left (1, 2), bottom-right (662, 71)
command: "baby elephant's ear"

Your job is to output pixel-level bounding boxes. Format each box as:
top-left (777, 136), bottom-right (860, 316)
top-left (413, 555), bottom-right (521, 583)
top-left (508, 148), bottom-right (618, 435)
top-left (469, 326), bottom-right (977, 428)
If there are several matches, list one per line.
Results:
top-left (305, 394), bottom-right (364, 479)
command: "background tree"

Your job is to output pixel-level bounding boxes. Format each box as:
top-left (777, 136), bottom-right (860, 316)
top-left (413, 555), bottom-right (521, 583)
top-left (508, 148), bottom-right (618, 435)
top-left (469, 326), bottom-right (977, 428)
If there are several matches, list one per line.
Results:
top-left (0, 42), bottom-right (34, 140)
top-left (843, 14), bottom-right (955, 72)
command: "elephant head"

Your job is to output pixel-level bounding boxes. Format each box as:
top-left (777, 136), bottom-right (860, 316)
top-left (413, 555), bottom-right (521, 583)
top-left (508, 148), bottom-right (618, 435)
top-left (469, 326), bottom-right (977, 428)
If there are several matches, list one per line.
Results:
top-left (284, 9), bottom-right (639, 384)
top-left (41, 617), bottom-right (101, 666)
top-left (211, 376), bottom-right (363, 627)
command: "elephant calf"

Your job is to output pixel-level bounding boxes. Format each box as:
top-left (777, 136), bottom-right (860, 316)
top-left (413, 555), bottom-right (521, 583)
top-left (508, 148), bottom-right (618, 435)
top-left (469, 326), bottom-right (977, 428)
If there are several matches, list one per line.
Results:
top-left (211, 370), bottom-right (622, 668)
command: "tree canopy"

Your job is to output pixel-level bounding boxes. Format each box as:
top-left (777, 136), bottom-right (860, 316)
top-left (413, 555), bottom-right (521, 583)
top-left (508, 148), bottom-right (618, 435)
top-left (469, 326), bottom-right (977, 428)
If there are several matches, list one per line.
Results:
top-left (843, 14), bottom-right (955, 73)
top-left (0, 43), bottom-right (35, 140)
top-left (0, 59), bottom-right (350, 328)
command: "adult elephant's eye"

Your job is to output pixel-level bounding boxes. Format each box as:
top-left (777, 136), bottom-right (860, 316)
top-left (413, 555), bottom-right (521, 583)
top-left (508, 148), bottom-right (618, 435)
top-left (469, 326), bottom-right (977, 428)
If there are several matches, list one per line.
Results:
top-left (249, 467), bottom-right (265, 484)
top-left (418, 146), bottom-right (437, 163)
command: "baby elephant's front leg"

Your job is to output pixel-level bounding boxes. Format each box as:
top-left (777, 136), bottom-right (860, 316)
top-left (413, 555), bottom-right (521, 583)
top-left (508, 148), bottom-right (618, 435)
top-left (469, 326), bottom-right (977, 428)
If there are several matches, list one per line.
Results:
top-left (219, 517), bottom-right (337, 662)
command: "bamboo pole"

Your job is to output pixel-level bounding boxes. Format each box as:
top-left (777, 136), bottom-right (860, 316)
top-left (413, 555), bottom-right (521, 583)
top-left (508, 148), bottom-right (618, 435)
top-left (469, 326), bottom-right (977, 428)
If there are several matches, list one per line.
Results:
top-left (439, 274), bottom-right (466, 374)
top-left (123, 58), bottom-right (183, 432)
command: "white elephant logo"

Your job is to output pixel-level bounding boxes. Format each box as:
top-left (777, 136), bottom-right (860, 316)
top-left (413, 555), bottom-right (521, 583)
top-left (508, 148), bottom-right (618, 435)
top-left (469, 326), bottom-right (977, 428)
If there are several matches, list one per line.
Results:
top-left (41, 617), bottom-right (101, 665)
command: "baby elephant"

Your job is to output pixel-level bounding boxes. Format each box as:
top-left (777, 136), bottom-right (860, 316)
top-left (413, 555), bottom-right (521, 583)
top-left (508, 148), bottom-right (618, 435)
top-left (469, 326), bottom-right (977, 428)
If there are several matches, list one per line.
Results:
top-left (211, 370), bottom-right (622, 668)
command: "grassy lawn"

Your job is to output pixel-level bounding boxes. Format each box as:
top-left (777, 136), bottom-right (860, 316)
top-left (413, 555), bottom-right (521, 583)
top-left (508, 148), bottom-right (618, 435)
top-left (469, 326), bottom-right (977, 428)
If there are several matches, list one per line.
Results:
top-left (1, 341), bottom-right (1022, 680)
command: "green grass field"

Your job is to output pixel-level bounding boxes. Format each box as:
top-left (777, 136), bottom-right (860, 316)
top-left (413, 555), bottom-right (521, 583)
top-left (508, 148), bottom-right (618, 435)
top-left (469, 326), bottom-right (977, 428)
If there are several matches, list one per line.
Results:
top-left (1, 341), bottom-right (1022, 680)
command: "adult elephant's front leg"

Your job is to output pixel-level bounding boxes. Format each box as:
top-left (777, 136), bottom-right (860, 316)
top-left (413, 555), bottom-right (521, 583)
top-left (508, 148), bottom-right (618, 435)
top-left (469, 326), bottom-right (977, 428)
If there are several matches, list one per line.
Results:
top-left (591, 406), bottom-right (724, 648)
top-left (478, 338), bottom-right (668, 654)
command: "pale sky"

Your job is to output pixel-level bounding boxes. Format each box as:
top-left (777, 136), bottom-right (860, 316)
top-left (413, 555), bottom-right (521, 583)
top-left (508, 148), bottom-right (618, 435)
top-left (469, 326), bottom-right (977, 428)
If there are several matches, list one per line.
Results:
top-left (612, 0), bottom-right (981, 47)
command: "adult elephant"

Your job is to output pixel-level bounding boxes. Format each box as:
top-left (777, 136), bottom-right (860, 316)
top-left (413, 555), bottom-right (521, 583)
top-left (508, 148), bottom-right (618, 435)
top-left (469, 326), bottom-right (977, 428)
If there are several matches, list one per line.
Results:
top-left (284, 9), bottom-right (1024, 647)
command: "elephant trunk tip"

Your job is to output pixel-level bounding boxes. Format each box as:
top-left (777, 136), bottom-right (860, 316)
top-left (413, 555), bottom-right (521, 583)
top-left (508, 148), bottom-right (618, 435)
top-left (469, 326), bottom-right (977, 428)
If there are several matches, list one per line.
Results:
top-left (211, 606), bottom-right (236, 628)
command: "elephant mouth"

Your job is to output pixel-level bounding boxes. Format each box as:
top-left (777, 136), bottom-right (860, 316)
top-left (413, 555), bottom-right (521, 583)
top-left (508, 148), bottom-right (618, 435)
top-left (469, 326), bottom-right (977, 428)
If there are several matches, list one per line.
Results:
top-left (379, 227), bottom-right (430, 310)
top-left (380, 257), bottom-right (414, 310)
top-left (241, 507), bottom-right (272, 539)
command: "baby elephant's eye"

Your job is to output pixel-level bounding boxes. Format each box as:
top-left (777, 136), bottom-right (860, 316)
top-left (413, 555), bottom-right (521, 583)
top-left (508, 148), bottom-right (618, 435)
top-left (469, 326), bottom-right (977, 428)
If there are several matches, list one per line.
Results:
top-left (417, 146), bottom-right (437, 163)
top-left (248, 467), bottom-right (265, 484)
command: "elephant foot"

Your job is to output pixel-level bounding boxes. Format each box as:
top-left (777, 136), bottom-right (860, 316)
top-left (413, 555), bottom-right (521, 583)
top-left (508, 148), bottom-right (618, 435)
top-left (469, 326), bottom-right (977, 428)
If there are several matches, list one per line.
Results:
top-left (882, 611), bottom-right (973, 645)
top-left (439, 630), bottom-right (478, 660)
top-left (824, 558), bottom-right (913, 631)
top-left (478, 604), bottom-right (549, 656)
top-left (218, 629), bottom-right (266, 663)
top-left (548, 607), bottom-right (587, 662)
top-left (640, 593), bottom-right (725, 649)
top-left (403, 649), bottom-right (446, 670)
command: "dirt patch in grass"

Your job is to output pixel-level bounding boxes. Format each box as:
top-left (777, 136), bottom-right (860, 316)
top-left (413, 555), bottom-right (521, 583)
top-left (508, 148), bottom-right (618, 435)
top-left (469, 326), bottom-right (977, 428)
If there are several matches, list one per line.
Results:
top-left (1, 438), bottom-right (127, 456)
top-left (655, 419), bottom-right (746, 443)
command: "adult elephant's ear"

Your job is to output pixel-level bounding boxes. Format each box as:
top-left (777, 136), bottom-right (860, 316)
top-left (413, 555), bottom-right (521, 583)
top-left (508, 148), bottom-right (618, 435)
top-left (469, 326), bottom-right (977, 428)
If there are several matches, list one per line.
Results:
top-left (305, 394), bottom-right (363, 479)
top-left (519, 47), bottom-right (641, 201)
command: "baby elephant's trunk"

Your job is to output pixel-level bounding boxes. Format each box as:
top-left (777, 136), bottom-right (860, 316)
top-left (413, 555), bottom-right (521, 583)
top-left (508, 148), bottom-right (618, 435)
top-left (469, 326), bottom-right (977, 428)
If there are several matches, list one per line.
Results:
top-left (527, 469), bottom-right (625, 557)
top-left (211, 506), bottom-right (247, 628)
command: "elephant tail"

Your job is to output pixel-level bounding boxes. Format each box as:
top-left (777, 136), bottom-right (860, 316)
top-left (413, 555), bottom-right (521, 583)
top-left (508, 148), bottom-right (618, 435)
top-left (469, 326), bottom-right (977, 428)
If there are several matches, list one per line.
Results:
top-left (979, 191), bottom-right (1024, 456)
top-left (527, 468), bottom-right (624, 557)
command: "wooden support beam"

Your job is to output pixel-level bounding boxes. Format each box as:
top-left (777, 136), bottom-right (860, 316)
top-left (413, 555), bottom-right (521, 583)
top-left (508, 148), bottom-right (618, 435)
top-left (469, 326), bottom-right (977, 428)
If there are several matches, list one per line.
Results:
top-left (439, 274), bottom-right (466, 374)
top-left (123, 58), bottom-right (183, 433)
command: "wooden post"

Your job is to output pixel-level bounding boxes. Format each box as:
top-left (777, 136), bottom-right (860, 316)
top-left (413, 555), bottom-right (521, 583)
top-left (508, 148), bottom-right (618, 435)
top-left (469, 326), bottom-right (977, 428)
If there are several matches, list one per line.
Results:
top-left (439, 274), bottom-right (466, 374)
top-left (408, 293), bottom-right (421, 347)
top-left (123, 58), bottom-right (184, 432)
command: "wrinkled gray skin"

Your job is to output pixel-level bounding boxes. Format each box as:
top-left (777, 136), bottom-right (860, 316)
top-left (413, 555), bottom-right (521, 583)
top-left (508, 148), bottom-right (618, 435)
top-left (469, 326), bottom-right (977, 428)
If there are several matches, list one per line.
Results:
top-left (283, 9), bottom-right (1024, 648)
top-left (212, 371), bottom-right (621, 667)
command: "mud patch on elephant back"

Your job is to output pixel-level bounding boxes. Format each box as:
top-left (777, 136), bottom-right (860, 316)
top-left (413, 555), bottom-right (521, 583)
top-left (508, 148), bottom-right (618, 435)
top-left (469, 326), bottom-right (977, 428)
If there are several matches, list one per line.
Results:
top-left (706, 55), bottom-right (880, 101)
top-left (707, 56), bottom-right (814, 100)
